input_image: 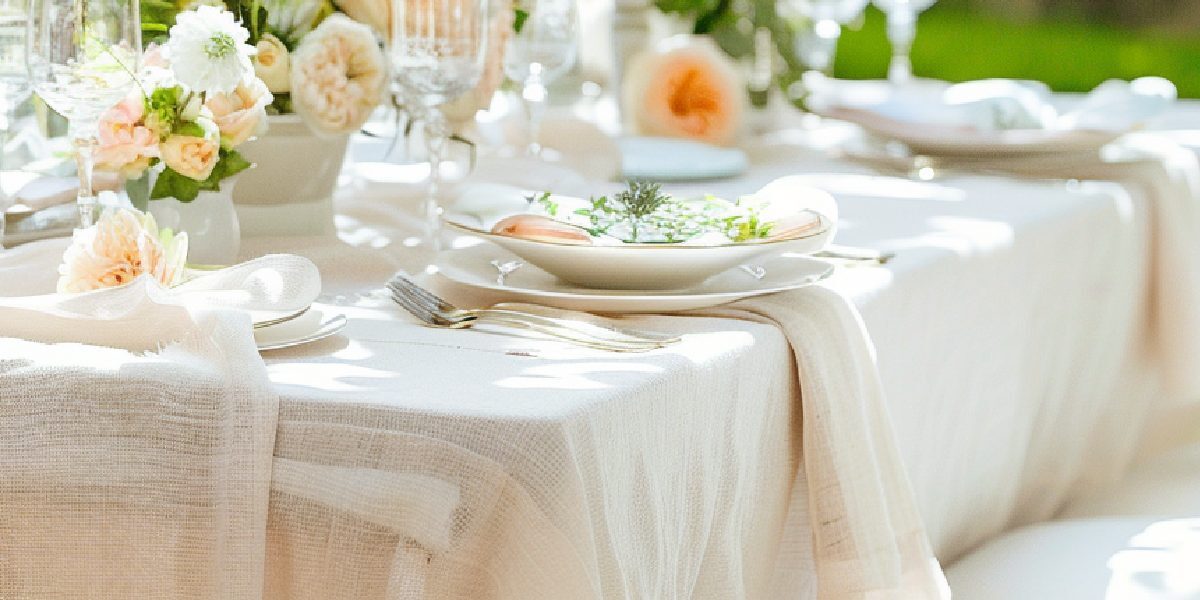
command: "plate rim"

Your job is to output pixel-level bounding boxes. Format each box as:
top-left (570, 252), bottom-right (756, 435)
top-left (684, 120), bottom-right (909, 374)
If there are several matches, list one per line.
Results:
top-left (437, 244), bottom-right (835, 303)
top-left (820, 106), bottom-right (1124, 155)
top-left (255, 308), bottom-right (348, 351)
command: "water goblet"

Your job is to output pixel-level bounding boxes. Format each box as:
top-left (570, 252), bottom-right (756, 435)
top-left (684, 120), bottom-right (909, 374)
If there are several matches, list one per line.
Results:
top-left (390, 0), bottom-right (490, 268)
top-left (790, 0), bottom-right (868, 76)
top-left (872, 0), bottom-right (936, 84)
top-left (502, 0), bottom-right (577, 156)
top-left (27, 0), bottom-right (141, 227)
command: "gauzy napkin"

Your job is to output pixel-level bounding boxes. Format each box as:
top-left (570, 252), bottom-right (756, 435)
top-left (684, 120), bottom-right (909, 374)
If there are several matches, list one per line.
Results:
top-left (0, 254), bottom-right (321, 352)
top-left (808, 75), bottom-right (1177, 133)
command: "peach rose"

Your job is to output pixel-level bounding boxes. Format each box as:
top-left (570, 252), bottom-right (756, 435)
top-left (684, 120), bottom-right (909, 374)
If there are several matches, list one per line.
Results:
top-left (254, 33), bottom-right (291, 93)
top-left (290, 14), bottom-right (386, 136)
top-left (160, 117), bottom-right (221, 181)
top-left (205, 77), bottom-right (272, 147)
top-left (95, 95), bottom-right (160, 179)
top-left (622, 36), bottom-right (745, 146)
top-left (333, 0), bottom-right (389, 38)
top-left (58, 208), bottom-right (188, 293)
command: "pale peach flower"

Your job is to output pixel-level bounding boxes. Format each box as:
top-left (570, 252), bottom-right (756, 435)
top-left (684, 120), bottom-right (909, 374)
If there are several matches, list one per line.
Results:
top-left (290, 14), bottom-right (386, 136)
top-left (161, 117), bottom-right (221, 180)
top-left (254, 33), bottom-right (291, 93)
top-left (205, 77), bottom-right (272, 147)
top-left (442, 0), bottom-right (513, 126)
top-left (58, 208), bottom-right (188, 293)
top-left (143, 42), bottom-right (168, 69)
top-left (622, 36), bottom-right (745, 146)
top-left (332, 0), bottom-right (390, 37)
top-left (95, 95), bottom-right (160, 179)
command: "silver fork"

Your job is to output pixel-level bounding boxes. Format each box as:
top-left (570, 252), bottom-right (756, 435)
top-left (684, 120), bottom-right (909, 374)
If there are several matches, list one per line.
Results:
top-left (387, 274), bottom-right (679, 352)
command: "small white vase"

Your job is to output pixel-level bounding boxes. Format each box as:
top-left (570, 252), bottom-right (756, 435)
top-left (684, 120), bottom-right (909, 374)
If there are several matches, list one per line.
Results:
top-left (148, 180), bottom-right (241, 266)
top-left (233, 115), bottom-right (349, 236)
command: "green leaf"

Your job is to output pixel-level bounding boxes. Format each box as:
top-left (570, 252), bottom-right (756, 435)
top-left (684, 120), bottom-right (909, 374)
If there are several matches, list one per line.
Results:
top-left (513, 8), bottom-right (529, 34)
top-left (150, 150), bottom-right (252, 203)
top-left (175, 121), bottom-right (206, 138)
top-left (151, 167), bottom-right (204, 202)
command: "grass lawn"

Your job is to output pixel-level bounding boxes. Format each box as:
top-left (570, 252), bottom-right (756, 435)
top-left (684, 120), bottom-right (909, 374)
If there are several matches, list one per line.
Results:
top-left (834, 5), bottom-right (1200, 98)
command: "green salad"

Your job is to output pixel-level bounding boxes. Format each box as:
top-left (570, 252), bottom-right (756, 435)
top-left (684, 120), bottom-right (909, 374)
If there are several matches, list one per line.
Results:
top-left (528, 181), bottom-right (775, 244)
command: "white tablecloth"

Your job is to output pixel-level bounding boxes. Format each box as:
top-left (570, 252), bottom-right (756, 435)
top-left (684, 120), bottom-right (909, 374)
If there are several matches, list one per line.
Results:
top-left (243, 121), bottom-right (1198, 597)
top-left (3, 110), bottom-right (1199, 598)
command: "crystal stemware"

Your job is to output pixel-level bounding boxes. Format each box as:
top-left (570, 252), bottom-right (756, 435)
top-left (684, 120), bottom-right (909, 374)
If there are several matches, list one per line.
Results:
top-left (790, 0), bottom-right (868, 75)
top-left (0, 0), bottom-right (30, 188)
top-left (390, 0), bottom-right (489, 268)
top-left (872, 0), bottom-right (935, 84)
top-left (27, 0), bottom-right (140, 227)
top-left (502, 0), bottom-right (576, 156)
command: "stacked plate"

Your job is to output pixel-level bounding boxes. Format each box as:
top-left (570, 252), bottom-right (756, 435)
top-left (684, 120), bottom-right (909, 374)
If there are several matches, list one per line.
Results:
top-left (250, 304), bottom-right (347, 351)
top-left (438, 241), bottom-right (834, 313)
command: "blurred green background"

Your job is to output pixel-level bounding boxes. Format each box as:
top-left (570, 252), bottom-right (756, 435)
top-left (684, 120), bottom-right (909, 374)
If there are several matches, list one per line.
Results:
top-left (833, 0), bottom-right (1200, 97)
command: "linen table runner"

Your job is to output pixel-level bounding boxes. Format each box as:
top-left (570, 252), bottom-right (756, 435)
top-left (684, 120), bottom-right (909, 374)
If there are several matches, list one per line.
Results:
top-left (699, 285), bottom-right (950, 600)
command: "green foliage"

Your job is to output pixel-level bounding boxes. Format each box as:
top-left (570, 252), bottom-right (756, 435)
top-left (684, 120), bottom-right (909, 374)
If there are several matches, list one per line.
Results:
top-left (513, 8), bottom-right (529, 34)
top-left (836, 5), bottom-right (1200, 99)
top-left (140, 0), bottom-right (179, 45)
top-left (537, 183), bottom-right (775, 244)
top-left (151, 149), bottom-right (252, 202)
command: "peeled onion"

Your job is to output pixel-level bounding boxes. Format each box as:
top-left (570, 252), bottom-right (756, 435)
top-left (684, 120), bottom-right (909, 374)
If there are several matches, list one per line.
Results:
top-left (491, 215), bottom-right (593, 245)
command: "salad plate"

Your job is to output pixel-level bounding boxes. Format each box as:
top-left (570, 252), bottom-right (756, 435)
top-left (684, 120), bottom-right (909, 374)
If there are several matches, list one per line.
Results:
top-left (437, 242), bottom-right (835, 313)
top-left (254, 304), bottom-right (347, 351)
top-left (444, 176), bottom-right (838, 290)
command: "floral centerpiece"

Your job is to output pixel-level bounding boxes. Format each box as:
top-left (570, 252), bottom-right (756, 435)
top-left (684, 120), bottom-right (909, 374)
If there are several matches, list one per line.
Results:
top-left (98, 5), bottom-right (271, 203)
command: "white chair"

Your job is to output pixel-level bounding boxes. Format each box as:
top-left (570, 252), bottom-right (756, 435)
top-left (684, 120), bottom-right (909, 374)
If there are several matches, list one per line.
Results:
top-left (947, 444), bottom-right (1200, 599)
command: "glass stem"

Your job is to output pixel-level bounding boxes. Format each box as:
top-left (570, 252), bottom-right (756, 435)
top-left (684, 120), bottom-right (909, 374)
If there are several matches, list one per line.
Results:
top-left (424, 113), bottom-right (448, 259)
top-left (521, 75), bottom-right (548, 156)
top-left (886, 7), bottom-right (916, 85)
top-left (74, 136), bottom-right (98, 228)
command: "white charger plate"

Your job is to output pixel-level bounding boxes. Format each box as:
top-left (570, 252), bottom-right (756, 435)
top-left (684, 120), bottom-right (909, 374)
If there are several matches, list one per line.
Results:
top-left (821, 106), bottom-right (1123, 158)
top-left (254, 304), bottom-right (347, 351)
top-left (437, 242), bottom-right (834, 313)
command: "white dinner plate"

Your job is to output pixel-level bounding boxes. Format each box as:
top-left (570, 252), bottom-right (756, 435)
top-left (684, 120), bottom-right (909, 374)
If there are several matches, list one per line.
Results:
top-left (619, 136), bottom-right (749, 181)
top-left (254, 304), bottom-right (347, 351)
top-left (437, 242), bottom-right (834, 313)
top-left (821, 106), bottom-right (1123, 158)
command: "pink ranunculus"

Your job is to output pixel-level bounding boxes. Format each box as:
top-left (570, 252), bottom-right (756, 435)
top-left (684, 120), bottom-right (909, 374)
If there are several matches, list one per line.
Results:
top-left (95, 95), bottom-right (160, 179)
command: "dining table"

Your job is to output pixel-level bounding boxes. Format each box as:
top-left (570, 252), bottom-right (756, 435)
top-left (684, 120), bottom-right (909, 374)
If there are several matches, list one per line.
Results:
top-left (2, 101), bottom-right (1200, 600)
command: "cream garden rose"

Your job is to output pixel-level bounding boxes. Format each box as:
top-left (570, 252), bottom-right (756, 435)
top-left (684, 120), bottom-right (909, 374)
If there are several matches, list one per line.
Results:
top-left (289, 14), bottom-right (386, 136)
top-left (254, 33), bottom-right (291, 93)
top-left (161, 117), bottom-right (221, 181)
top-left (206, 78), bottom-right (272, 147)
top-left (58, 208), bottom-right (188, 293)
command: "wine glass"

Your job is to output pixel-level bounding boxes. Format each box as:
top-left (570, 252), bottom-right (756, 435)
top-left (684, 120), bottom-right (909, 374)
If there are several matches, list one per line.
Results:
top-left (790, 0), bottom-right (868, 75)
top-left (27, 0), bottom-right (141, 227)
top-left (502, 0), bottom-right (576, 156)
top-left (872, 0), bottom-right (935, 84)
top-left (0, 0), bottom-right (30, 191)
top-left (390, 0), bottom-right (489, 267)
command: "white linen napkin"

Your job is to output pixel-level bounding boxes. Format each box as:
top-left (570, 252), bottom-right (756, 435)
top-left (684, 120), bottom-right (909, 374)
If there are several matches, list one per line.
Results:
top-left (0, 254), bottom-right (321, 352)
top-left (808, 75), bottom-right (1177, 133)
top-left (698, 286), bottom-right (951, 600)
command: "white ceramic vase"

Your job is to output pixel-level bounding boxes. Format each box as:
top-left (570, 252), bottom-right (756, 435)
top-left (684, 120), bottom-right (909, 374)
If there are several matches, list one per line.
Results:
top-left (148, 180), bottom-right (241, 266)
top-left (233, 115), bottom-right (350, 236)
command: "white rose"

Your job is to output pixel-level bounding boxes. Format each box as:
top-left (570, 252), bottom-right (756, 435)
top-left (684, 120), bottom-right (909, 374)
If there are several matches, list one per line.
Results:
top-left (254, 33), bottom-right (291, 93)
top-left (289, 15), bottom-right (386, 136)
